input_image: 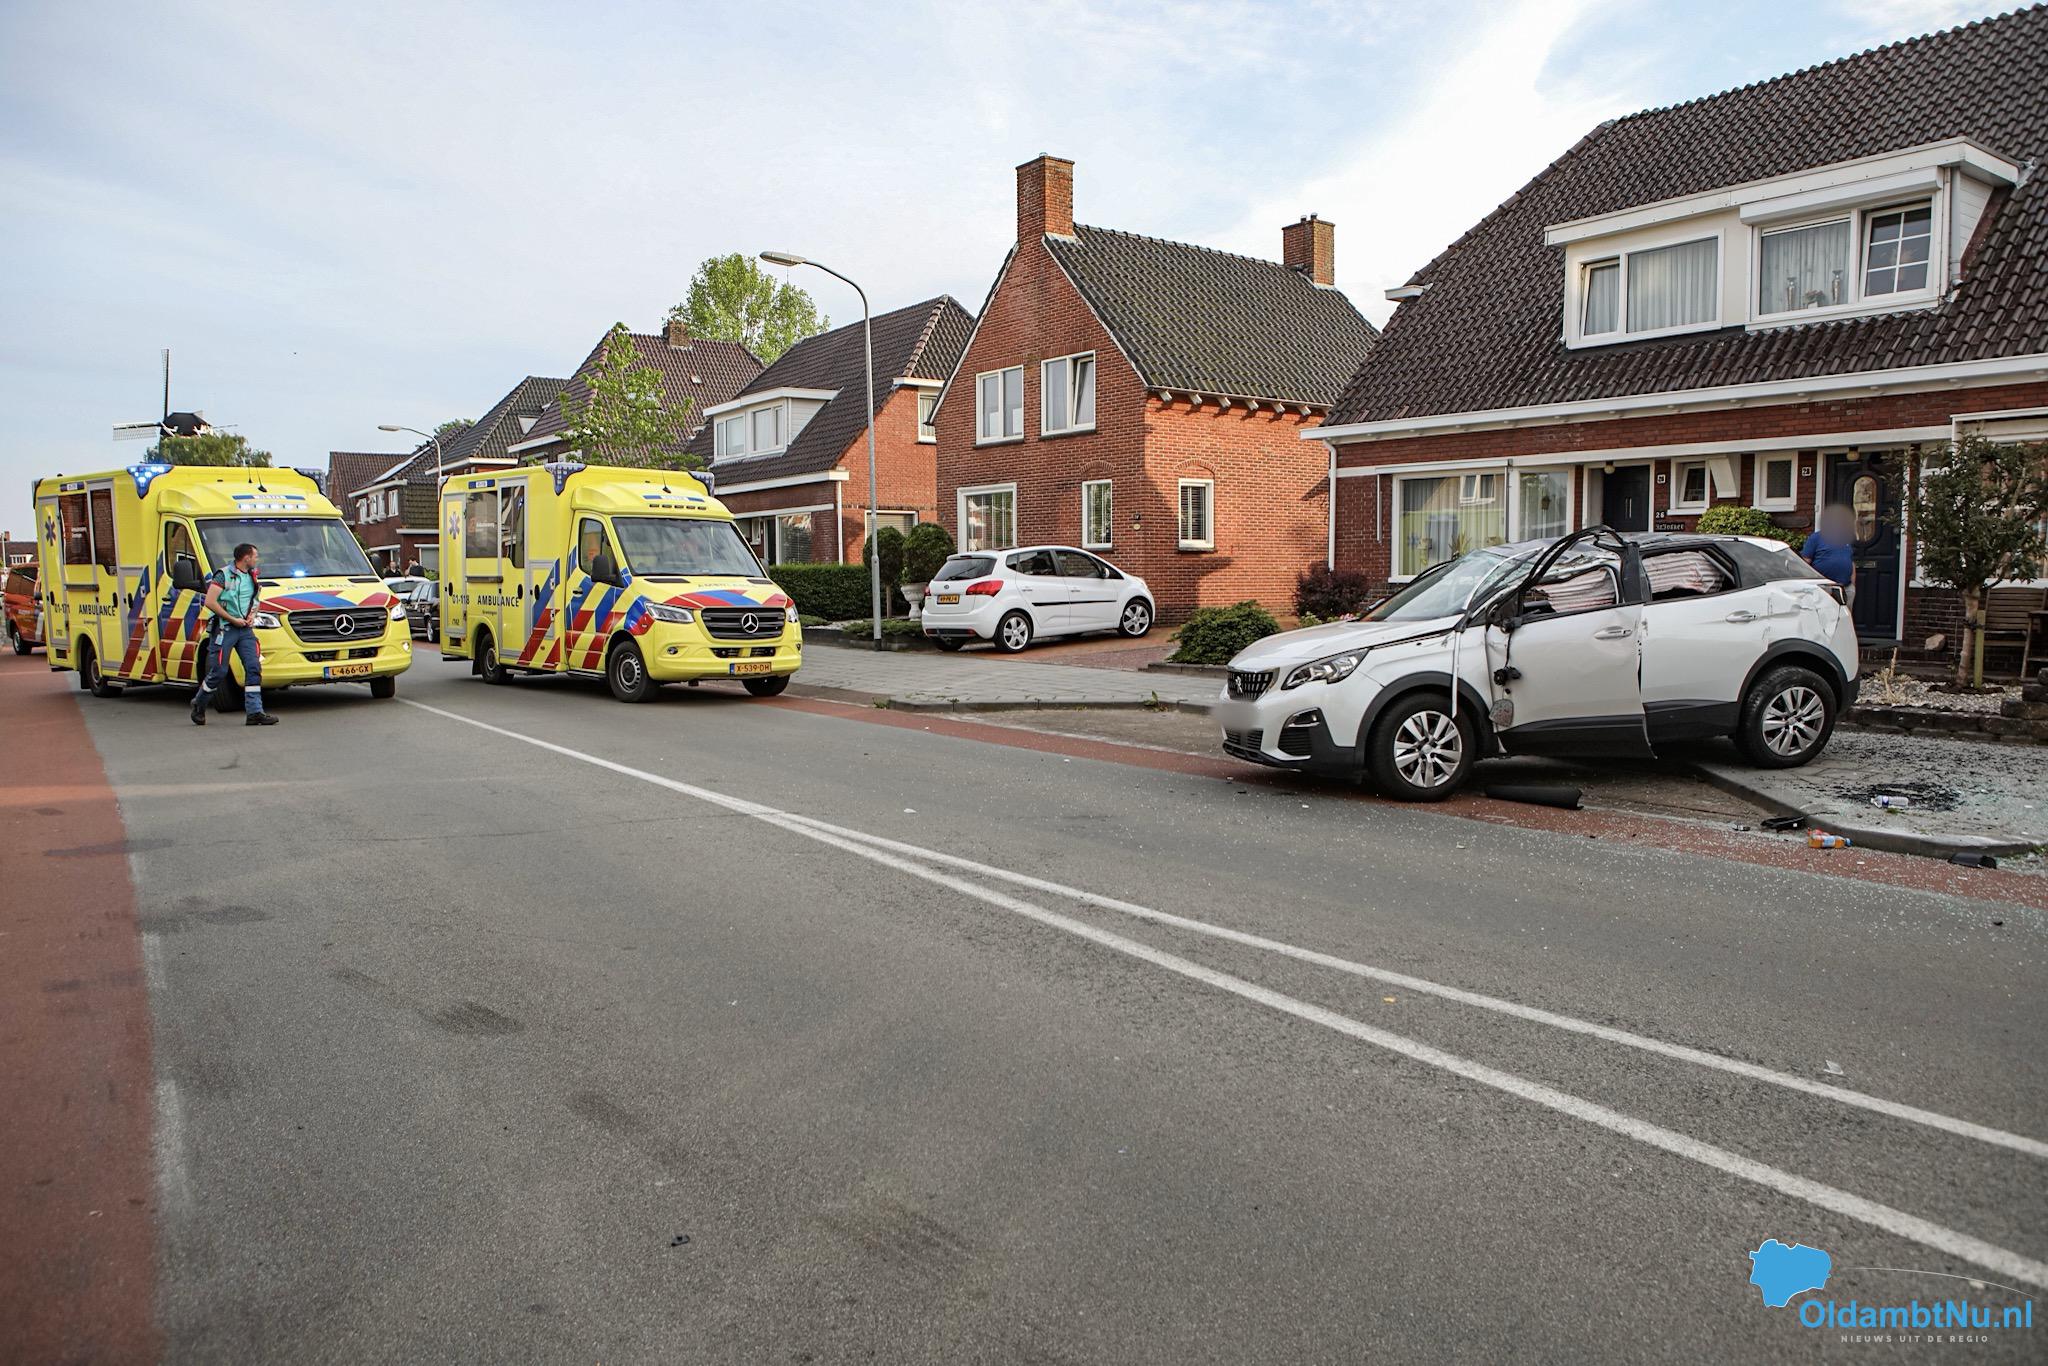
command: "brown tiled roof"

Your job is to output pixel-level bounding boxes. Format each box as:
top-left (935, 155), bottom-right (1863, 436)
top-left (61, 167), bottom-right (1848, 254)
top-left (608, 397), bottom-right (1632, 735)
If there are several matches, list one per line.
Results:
top-left (326, 451), bottom-right (408, 504)
top-left (685, 297), bottom-right (975, 483)
top-left (516, 330), bottom-right (762, 457)
top-left (1043, 226), bottom-right (1377, 407)
top-left (1328, 5), bottom-right (2048, 426)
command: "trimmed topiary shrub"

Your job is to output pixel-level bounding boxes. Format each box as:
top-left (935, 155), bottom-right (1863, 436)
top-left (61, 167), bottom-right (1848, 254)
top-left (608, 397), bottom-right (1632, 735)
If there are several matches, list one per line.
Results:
top-left (1294, 564), bottom-right (1374, 619)
top-left (769, 563), bottom-right (872, 621)
top-left (1696, 504), bottom-right (1804, 548)
top-left (1168, 600), bottom-right (1280, 664)
top-left (902, 522), bottom-right (954, 585)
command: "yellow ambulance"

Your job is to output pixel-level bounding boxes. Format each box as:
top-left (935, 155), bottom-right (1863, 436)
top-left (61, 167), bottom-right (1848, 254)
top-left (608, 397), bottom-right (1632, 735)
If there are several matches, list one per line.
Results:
top-left (31, 463), bottom-right (412, 703)
top-left (439, 462), bottom-right (800, 702)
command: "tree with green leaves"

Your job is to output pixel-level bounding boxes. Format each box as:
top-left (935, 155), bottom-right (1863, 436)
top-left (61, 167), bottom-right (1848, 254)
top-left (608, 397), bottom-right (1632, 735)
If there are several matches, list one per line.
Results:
top-left (1911, 434), bottom-right (2048, 686)
top-left (672, 254), bottom-right (827, 363)
top-left (148, 431), bottom-right (272, 467)
top-left (434, 418), bottom-right (473, 440)
top-left (548, 324), bottom-right (698, 470)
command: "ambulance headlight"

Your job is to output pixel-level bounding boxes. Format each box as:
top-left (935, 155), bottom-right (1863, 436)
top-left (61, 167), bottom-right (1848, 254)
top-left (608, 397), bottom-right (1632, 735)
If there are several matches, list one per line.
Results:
top-left (249, 611), bottom-right (281, 629)
top-left (388, 604), bottom-right (407, 620)
top-left (785, 606), bottom-right (799, 623)
top-left (645, 603), bottom-right (696, 625)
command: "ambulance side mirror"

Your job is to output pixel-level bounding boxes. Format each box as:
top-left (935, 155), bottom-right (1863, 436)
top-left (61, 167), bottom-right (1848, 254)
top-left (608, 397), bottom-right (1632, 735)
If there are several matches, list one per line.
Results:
top-left (590, 549), bottom-right (622, 586)
top-left (171, 557), bottom-right (202, 592)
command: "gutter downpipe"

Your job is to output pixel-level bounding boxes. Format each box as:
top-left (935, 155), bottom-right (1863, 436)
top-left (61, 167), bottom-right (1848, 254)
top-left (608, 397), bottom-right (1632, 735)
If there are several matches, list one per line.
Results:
top-left (1326, 439), bottom-right (1337, 569)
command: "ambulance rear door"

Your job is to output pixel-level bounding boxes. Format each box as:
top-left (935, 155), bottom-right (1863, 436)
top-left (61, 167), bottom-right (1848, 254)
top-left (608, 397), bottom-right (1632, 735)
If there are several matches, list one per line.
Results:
top-left (35, 487), bottom-right (69, 662)
top-left (440, 483), bottom-right (469, 657)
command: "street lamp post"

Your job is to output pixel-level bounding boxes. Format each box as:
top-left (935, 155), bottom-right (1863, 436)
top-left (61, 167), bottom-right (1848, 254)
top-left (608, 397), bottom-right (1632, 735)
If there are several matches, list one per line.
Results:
top-left (760, 251), bottom-right (881, 646)
top-left (378, 423), bottom-right (444, 575)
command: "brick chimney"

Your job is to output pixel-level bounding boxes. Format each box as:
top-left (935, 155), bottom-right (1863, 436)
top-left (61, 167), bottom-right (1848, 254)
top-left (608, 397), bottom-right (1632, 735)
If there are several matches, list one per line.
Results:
top-left (664, 316), bottom-right (690, 347)
top-left (1282, 215), bottom-right (1335, 287)
top-left (1017, 155), bottom-right (1075, 242)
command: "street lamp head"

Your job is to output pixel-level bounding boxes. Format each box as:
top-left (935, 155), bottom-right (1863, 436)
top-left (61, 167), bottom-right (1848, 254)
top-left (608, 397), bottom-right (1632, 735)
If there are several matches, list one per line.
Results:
top-left (377, 424), bottom-right (405, 432)
top-left (759, 250), bottom-right (808, 268)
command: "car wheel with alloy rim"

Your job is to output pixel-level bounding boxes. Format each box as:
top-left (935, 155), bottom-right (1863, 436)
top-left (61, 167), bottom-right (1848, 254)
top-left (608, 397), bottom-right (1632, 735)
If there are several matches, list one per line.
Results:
top-left (1736, 664), bottom-right (1835, 768)
top-left (1366, 691), bottom-right (1473, 801)
top-left (1119, 598), bottom-right (1153, 638)
top-left (995, 611), bottom-right (1033, 654)
top-left (475, 630), bottom-right (509, 685)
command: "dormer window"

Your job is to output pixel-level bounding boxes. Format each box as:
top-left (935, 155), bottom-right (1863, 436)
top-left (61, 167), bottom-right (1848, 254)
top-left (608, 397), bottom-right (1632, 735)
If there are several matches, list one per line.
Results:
top-left (1755, 199), bottom-right (1934, 319)
top-left (1863, 203), bottom-right (1932, 296)
top-left (1575, 237), bottom-right (1719, 340)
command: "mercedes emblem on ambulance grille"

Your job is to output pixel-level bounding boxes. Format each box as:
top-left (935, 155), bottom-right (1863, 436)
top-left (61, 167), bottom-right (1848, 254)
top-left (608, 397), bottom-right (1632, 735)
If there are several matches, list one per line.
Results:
top-left (741, 612), bottom-right (759, 634)
top-left (335, 614), bottom-right (356, 636)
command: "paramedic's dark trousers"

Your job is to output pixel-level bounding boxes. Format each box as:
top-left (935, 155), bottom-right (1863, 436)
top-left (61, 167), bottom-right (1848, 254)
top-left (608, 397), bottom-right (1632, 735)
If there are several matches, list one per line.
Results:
top-left (197, 624), bottom-right (263, 715)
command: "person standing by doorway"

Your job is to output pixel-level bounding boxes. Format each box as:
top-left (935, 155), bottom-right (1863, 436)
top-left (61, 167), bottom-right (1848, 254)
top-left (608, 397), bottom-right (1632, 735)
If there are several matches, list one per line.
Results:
top-left (189, 542), bottom-right (280, 727)
top-left (1802, 504), bottom-right (1857, 607)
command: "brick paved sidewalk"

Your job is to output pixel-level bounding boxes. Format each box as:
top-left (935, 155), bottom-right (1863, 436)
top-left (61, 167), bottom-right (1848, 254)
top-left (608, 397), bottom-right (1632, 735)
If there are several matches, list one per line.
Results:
top-left (794, 640), bottom-right (1214, 711)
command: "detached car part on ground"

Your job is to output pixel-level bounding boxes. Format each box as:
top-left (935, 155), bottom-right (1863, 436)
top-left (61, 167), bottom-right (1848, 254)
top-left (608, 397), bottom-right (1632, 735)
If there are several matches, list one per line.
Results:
top-left (1217, 528), bottom-right (1858, 800)
top-left (920, 546), bottom-right (1155, 653)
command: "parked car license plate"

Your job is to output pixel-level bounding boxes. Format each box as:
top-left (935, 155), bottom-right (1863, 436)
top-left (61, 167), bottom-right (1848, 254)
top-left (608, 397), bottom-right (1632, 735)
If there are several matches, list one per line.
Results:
top-left (729, 661), bottom-right (773, 676)
top-left (324, 663), bottom-right (375, 679)
top-left (937, 593), bottom-right (961, 604)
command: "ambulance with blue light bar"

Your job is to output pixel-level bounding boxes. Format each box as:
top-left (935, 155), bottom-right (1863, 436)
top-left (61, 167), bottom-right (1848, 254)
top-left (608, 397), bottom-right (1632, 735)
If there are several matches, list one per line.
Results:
top-left (31, 463), bottom-right (412, 702)
top-left (439, 462), bottom-right (800, 702)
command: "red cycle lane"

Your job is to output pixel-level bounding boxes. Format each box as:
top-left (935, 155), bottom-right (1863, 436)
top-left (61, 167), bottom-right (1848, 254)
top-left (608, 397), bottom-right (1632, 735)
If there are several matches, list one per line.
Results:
top-left (0, 654), bottom-right (158, 1364)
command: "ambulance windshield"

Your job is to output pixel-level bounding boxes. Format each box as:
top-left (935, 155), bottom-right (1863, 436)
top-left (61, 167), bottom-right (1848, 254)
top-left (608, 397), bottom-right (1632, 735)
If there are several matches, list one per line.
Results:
top-left (198, 518), bottom-right (377, 579)
top-left (612, 517), bottom-right (763, 578)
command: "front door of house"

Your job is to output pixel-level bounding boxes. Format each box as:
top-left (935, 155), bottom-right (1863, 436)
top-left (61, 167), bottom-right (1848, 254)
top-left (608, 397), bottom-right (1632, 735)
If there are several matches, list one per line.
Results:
top-left (1600, 466), bottom-right (1652, 533)
top-left (1826, 451), bottom-right (1902, 643)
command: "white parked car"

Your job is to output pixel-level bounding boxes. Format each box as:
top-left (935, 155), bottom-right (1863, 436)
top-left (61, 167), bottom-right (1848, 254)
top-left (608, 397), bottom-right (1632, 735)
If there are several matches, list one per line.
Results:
top-left (1216, 529), bottom-right (1859, 800)
top-left (920, 546), bottom-right (1155, 653)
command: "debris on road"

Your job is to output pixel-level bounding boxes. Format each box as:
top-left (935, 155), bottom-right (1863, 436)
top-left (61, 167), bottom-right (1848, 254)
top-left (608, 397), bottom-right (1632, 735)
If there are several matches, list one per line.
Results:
top-left (1807, 830), bottom-right (1853, 849)
top-left (1950, 851), bottom-right (2000, 869)
top-left (1760, 814), bottom-right (1804, 832)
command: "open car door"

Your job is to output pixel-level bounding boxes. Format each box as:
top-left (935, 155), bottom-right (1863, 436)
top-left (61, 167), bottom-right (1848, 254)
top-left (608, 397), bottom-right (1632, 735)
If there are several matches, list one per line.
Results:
top-left (1489, 528), bottom-right (1651, 758)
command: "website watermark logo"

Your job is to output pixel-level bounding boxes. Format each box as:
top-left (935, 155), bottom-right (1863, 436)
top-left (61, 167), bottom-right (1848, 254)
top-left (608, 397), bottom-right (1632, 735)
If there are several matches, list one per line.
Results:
top-left (1748, 1239), bottom-right (2036, 1343)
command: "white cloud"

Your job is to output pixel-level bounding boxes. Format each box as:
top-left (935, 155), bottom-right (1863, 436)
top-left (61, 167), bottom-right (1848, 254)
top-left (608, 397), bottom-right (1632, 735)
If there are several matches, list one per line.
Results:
top-left (1213, 0), bottom-right (1644, 324)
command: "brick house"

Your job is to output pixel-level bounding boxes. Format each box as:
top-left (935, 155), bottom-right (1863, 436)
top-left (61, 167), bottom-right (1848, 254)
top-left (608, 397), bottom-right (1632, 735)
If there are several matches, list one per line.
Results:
top-left (340, 376), bottom-right (567, 575)
top-left (509, 319), bottom-right (761, 468)
top-left (1311, 9), bottom-right (2048, 665)
top-left (930, 156), bottom-right (1378, 618)
top-left (681, 297), bottom-right (973, 564)
top-left (327, 450), bottom-right (409, 565)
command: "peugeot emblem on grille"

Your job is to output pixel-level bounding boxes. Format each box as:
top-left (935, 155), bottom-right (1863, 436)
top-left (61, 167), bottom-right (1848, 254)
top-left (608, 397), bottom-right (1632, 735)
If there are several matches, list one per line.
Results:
top-left (741, 612), bottom-right (760, 634)
top-left (335, 613), bottom-right (356, 636)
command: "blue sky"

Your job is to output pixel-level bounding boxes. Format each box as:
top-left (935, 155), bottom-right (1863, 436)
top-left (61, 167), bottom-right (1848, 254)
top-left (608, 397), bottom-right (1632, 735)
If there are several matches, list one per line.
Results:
top-left (0, 0), bottom-right (2002, 534)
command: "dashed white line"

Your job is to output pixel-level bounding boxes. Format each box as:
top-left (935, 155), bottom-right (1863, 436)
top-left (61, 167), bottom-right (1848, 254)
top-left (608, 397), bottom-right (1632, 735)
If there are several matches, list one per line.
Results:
top-left (401, 698), bottom-right (2048, 1290)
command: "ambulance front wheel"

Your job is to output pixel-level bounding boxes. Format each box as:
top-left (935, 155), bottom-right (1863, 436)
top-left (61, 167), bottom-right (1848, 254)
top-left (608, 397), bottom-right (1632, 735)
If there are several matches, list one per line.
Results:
top-left (607, 639), bottom-right (655, 703)
top-left (743, 675), bottom-right (790, 698)
top-left (370, 676), bottom-right (396, 700)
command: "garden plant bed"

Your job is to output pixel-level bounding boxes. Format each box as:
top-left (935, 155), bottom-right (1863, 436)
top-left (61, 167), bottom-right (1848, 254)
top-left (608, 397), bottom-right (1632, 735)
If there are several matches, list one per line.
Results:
top-left (1842, 671), bottom-right (2048, 744)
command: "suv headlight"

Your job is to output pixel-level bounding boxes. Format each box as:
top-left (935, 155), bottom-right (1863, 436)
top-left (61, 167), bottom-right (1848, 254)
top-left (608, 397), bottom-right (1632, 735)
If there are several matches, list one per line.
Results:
top-left (1282, 650), bottom-right (1366, 689)
top-left (645, 602), bottom-right (696, 625)
top-left (249, 610), bottom-right (281, 629)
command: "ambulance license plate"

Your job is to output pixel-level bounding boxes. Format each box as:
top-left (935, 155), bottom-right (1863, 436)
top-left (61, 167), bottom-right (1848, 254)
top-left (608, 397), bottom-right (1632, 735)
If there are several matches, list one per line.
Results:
top-left (729, 661), bottom-right (773, 676)
top-left (937, 594), bottom-right (961, 604)
top-left (324, 663), bottom-right (375, 679)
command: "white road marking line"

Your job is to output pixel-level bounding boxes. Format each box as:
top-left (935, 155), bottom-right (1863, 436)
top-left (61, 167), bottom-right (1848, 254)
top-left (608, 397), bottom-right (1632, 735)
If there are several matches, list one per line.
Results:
top-left (141, 932), bottom-right (166, 996)
top-left (153, 1078), bottom-right (192, 1216)
top-left (773, 813), bottom-right (2048, 1162)
top-left (400, 699), bottom-right (2048, 1290)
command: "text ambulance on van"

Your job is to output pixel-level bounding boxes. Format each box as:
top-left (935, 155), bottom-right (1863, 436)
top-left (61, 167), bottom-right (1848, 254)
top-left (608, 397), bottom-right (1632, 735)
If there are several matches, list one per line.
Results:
top-left (32, 463), bottom-right (412, 702)
top-left (440, 462), bottom-right (800, 702)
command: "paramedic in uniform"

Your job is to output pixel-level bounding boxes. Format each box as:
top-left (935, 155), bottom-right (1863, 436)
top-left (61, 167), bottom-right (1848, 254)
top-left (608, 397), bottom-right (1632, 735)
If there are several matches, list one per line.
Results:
top-left (189, 541), bottom-right (280, 727)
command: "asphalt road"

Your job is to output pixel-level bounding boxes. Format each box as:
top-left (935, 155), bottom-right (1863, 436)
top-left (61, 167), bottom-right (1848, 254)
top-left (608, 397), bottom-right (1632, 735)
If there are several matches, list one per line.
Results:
top-left (22, 652), bottom-right (2048, 1362)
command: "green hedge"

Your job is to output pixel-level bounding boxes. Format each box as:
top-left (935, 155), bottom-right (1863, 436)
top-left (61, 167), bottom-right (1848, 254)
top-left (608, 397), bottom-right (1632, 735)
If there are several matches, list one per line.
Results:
top-left (1695, 504), bottom-right (1804, 548)
top-left (769, 563), bottom-right (872, 621)
top-left (1168, 601), bottom-right (1280, 664)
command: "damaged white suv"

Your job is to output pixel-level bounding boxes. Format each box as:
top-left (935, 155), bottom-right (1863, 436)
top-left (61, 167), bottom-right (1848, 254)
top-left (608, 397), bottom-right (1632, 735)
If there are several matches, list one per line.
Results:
top-left (1217, 529), bottom-right (1859, 800)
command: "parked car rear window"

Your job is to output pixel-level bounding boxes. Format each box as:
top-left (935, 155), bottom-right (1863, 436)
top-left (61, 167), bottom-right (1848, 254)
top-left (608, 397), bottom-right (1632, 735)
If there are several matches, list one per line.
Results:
top-left (935, 556), bottom-right (995, 582)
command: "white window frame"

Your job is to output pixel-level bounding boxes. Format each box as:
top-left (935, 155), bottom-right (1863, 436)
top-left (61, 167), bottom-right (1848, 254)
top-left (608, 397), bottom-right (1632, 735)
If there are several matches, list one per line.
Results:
top-left (1386, 465), bottom-right (1578, 580)
top-left (1753, 453), bottom-right (1799, 511)
top-left (1669, 459), bottom-right (1712, 514)
top-left (750, 403), bottom-right (786, 456)
top-left (957, 482), bottom-right (1018, 552)
top-left (716, 413), bottom-right (749, 460)
top-left (1567, 229), bottom-right (1723, 347)
top-left (916, 391), bottom-right (938, 444)
top-left (1081, 479), bottom-right (1113, 549)
top-left (976, 367), bottom-right (1024, 445)
top-left (1040, 352), bottom-right (1096, 436)
top-left (1750, 197), bottom-right (1940, 326)
top-left (1457, 472), bottom-right (1498, 505)
top-left (1177, 479), bottom-right (1215, 551)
